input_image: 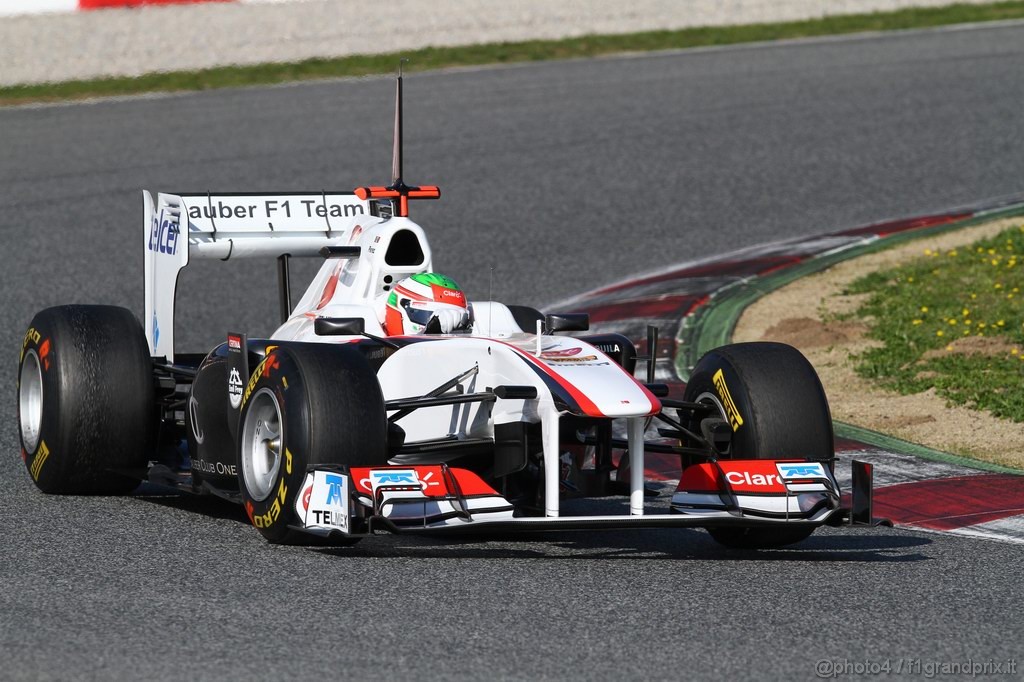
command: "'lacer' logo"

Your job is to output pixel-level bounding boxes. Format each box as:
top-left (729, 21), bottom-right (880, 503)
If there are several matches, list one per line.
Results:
top-left (148, 210), bottom-right (179, 255)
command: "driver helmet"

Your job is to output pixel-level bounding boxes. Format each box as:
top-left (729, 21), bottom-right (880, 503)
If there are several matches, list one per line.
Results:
top-left (382, 273), bottom-right (471, 335)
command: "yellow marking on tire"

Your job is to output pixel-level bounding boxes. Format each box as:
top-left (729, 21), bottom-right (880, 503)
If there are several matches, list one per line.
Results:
top-left (29, 440), bottom-right (51, 481)
top-left (712, 369), bottom-right (744, 431)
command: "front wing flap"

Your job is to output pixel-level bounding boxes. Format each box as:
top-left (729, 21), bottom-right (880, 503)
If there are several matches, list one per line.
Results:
top-left (287, 459), bottom-right (882, 541)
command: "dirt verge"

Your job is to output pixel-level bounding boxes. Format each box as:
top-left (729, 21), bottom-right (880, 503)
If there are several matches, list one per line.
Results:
top-left (733, 217), bottom-right (1024, 470)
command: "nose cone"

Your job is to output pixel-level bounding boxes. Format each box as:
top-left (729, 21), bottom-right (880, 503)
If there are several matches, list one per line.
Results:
top-left (536, 341), bottom-right (660, 418)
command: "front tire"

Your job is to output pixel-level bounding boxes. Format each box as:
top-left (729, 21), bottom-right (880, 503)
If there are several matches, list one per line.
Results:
top-left (237, 344), bottom-right (389, 544)
top-left (683, 342), bottom-right (833, 548)
top-left (17, 305), bottom-right (155, 494)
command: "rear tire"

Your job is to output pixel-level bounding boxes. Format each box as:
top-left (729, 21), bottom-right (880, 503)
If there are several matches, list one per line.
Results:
top-left (17, 305), bottom-right (155, 494)
top-left (237, 344), bottom-right (389, 544)
top-left (683, 342), bottom-right (833, 548)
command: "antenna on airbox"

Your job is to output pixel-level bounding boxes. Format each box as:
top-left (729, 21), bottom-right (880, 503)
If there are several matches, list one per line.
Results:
top-left (392, 58), bottom-right (406, 187)
top-left (355, 60), bottom-right (441, 217)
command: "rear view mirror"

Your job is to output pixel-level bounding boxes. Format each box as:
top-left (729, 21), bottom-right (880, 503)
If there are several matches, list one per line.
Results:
top-left (545, 313), bottom-right (590, 333)
top-left (314, 317), bottom-right (365, 336)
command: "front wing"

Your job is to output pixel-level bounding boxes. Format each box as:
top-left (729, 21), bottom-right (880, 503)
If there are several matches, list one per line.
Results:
top-left (288, 459), bottom-right (882, 541)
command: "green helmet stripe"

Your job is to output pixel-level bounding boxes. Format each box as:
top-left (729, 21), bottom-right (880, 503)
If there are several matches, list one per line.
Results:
top-left (410, 272), bottom-right (461, 290)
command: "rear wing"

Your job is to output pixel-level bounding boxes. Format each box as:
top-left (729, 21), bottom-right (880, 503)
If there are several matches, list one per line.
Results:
top-left (144, 190), bottom-right (370, 360)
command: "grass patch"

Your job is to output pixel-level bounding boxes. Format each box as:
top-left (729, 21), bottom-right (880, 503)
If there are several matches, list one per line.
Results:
top-left (847, 222), bottom-right (1024, 421)
top-left (5, 1), bottom-right (1024, 105)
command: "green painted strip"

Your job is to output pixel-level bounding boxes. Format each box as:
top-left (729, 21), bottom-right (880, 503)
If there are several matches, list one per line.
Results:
top-left (835, 422), bottom-right (1024, 474)
top-left (677, 203), bottom-right (1024, 378)
top-left (6, 2), bottom-right (1024, 105)
top-left (676, 202), bottom-right (1024, 472)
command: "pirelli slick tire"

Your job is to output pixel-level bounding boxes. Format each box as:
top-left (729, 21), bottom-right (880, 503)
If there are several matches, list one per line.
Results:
top-left (683, 342), bottom-right (833, 549)
top-left (237, 343), bottom-right (388, 545)
top-left (17, 305), bottom-right (155, 495)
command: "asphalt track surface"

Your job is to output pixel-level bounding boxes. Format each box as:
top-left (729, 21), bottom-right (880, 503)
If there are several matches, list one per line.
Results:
top-left (2, 23), bottom-right (1024, 681)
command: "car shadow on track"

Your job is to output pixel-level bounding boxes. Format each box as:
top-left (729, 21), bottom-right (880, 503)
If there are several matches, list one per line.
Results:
top-left (313, 528), bottom-right (934, 563)
top-left (134, 488), bottom-right (251, 522)
top-left (132, 488), bottom-right (933, 563)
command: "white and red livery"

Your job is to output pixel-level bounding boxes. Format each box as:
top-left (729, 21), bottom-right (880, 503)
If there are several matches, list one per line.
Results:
top-left (17, 74), bottom-right (882, 549)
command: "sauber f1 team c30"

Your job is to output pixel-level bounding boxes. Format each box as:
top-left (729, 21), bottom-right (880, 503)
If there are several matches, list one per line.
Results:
top-left (16, 74), bottom-right (883, 549)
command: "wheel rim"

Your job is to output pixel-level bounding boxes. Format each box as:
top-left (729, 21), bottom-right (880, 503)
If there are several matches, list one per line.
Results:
top-left (694, 391), bottom-right (730, 455)
top-left (240, 388), bottom-right (284, 502)
top-left (19, 350), bottom-right (43, 454)
top-left (694, 391), bottom-right (726, 417)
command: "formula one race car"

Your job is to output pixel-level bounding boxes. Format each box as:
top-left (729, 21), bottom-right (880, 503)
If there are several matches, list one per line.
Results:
top-left (16, 75), bottom-right (878, 549)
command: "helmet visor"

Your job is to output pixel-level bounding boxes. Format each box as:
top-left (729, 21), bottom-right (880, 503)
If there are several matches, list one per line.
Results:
top-left (402, 301), bottom-right (437, 327)
top-left (400, 300), bottom-right (471, 332)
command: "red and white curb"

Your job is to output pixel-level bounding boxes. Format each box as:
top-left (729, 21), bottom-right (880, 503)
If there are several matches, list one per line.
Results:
top-left (0, 0), bottom-right (279, 16)
top-left (554, 202), bottom-right (1024, 544)
top-left (833, 444), bottom-right (1024, 545)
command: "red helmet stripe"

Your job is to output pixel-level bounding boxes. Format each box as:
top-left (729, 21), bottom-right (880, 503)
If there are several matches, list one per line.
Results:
top-left (384, 305), bottom-right (405, 336)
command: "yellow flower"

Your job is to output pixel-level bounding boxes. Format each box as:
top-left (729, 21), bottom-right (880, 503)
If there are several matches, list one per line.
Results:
top-left (978, 322), bottom-right (987, 328)
top-left (964, 319), bottom-right (971, 325)
top-left (963, 329), bottom-right (970, 336)
top-left (971, 293), bottom-right (978, 299)
top-left (948, 319), bottom-right (957, 325)
top-left (920, 306), bottom-right (929, 313)
top-left (1012, 348), bottom-right (1019, 355)
top-left (962, 308), bottom-right (970, 317)
top-left (946, 344), bottom-right (954, 351)
top-left (991, 259), bottom-right (999, 266)
top-left (988, 248), bottom-right (996, 255)
top-left (912, 319), bottom-right (923, 325)
top-left (907, 276), bottom-right (914, 283)
top-left (997, 320), bottom-right (1005, 327)
top-left (1013, 288), bottom-right (1020, 293)
top-left (924, 249), bottom-right (933, 256)
top-left (936, 330), bottom-right (944, 337)
top-left (995, 283), bottom-right (1003, 289)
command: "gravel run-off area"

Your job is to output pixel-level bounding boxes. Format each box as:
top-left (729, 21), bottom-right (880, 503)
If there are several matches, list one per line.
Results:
top-left (0, 0), bottom-right (1006, 86)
